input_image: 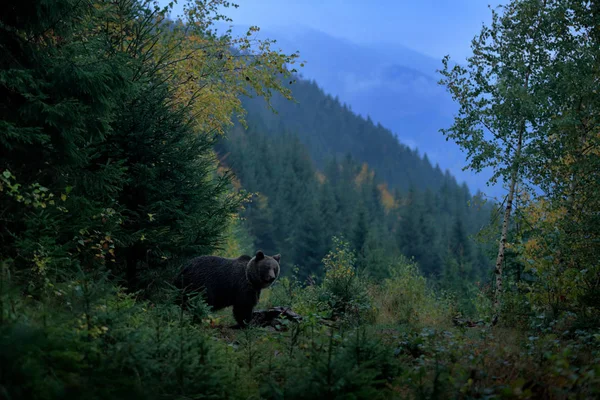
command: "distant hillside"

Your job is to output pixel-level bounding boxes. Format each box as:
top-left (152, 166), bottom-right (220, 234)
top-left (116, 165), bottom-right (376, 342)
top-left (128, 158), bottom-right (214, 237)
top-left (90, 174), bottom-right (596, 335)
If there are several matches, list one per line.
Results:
top-left (241, 78), bottom-right (462, 193)
top-left (219, 24), bottom-right (499, 197)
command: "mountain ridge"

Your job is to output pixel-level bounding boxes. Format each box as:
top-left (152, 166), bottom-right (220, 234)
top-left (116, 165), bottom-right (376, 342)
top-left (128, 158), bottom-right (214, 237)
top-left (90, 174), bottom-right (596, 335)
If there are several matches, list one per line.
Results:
top-left (239, 77), bottom-right (469, 195)
top-left (218, 23), bottom-right (500, 198)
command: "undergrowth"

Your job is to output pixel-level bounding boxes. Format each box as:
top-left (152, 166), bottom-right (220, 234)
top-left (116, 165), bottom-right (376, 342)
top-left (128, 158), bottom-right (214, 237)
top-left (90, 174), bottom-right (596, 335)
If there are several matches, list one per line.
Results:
top-left (1, 242), bottom-right (599, 399)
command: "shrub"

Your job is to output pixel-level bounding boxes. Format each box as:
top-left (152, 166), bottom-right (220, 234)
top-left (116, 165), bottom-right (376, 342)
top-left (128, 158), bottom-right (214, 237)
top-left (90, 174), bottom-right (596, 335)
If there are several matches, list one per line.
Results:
top-left (371, 256), bottom-right (454, 328)
top-left (319, 237), bottom-right (372, 323)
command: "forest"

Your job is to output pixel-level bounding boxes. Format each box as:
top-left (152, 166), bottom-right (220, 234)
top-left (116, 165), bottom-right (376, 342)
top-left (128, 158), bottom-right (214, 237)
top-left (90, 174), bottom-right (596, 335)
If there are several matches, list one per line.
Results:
top-left (0, 0), bottom-right (598, 399)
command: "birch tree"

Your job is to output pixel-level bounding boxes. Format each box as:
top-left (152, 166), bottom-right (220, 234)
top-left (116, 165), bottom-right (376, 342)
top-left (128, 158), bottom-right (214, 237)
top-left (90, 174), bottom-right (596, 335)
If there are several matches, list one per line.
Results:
top-left (438, 0), bottom-right (551, 322)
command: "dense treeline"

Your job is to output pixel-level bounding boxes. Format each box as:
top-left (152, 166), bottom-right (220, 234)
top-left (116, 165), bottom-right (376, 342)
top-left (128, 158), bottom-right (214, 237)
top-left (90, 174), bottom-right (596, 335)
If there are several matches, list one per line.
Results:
top-left (217, 125), bottom-right (494, 295)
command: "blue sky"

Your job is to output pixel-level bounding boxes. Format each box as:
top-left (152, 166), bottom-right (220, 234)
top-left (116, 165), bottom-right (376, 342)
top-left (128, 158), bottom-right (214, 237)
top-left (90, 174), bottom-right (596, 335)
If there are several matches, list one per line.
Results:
top-left (163, 0), bottom-right (504, 61)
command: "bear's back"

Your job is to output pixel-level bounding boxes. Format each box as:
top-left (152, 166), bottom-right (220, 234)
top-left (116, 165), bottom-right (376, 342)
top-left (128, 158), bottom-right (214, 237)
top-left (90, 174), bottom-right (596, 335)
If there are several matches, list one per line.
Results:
top-left (175, 255), bottom-right (251, 310)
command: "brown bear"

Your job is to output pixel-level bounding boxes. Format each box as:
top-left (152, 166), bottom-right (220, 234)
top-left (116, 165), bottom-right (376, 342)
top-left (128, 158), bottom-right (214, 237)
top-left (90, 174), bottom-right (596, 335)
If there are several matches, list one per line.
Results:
top-left (174, 251), bottom-right (281, 327)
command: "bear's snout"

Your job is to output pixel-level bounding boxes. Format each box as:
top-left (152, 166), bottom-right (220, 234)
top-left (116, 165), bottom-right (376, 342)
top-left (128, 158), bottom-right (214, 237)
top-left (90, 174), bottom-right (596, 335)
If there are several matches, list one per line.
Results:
top-left (263, 269), bottom-right (277, 284)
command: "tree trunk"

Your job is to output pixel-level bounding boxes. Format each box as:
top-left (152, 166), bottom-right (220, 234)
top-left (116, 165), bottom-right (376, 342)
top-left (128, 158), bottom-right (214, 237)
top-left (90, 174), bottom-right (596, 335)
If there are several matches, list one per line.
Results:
top-left (493, 131), bottom-right (523, 324)
top-left (491, 0), bottom-right (542, 319)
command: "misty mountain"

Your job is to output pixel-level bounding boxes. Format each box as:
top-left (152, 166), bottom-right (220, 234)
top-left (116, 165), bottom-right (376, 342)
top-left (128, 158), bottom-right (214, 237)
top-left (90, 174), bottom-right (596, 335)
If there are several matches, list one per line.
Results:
top-left (226, 24), bottom-right (501, 199)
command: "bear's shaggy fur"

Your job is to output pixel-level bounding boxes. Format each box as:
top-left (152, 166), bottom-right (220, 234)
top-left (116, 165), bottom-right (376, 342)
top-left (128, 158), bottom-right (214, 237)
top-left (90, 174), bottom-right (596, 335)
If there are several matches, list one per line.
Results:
top-left (174, 251), bottom-right (281, 327)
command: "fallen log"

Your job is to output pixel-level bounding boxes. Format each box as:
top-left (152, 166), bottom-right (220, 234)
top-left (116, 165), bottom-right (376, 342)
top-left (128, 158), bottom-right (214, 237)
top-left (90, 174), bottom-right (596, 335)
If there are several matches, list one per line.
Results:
top-left (250, 306), bottom-right (302, 330)
top-left (452, 315), bottom-right (485, 328)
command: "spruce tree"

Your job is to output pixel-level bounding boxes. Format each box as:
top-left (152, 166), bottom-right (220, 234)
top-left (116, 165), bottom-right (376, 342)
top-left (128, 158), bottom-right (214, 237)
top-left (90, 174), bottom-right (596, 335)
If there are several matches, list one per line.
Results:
top-left (318, 180), bottom-right (339, 250)
top-left (244, 193), bottom-right (278, 256)
top-left (397, 187), bottom-right (424, 267)
top-left (109, 80), bottom-right (240, 288)
top-left (353, 202), bottom-right (370, 258)
top-left (0, 0), bottom-right (129, 283)
top-left (292, 190), bottom-right (327, 280)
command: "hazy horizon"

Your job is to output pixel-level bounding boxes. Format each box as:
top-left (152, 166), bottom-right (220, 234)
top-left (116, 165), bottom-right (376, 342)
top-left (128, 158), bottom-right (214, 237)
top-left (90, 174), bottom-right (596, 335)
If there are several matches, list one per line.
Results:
top-left (164, 0), bottom-right (505, 62)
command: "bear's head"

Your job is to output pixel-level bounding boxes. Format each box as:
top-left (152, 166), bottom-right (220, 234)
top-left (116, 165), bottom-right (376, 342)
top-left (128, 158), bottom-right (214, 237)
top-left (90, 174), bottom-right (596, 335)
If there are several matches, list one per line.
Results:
top-left (246, 251), bottom-right (281, 289)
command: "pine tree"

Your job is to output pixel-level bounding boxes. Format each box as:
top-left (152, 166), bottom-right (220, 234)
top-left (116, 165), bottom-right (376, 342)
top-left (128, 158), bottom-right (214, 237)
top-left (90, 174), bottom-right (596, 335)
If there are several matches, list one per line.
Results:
top-left (292, 190), bottom-right (327, 280)
top-left (244, 193), bottom-right (278, 256)
top-left (318, 180), bottom-right (339, 250)
top-left (0, 0), bottom-right (129, 282)
top-left (397, 187), bottom-right (424, 267)
top-left (417, 189), bottom-right (441, 276)
top-left (352, 203), bottom-right (369, 257)
top-left (359, 224), bottom-right (397, 279)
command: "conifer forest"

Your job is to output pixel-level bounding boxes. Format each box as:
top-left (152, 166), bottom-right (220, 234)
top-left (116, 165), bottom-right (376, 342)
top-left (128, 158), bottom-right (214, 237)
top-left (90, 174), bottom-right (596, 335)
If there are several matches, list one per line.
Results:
top-left (0, 0), bottom-right (599, 398)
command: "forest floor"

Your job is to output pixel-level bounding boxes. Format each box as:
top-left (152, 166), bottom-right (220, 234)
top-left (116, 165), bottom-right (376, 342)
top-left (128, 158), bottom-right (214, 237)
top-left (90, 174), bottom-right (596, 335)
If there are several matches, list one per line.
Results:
top-left (188, 288), bottom-right (600, 399)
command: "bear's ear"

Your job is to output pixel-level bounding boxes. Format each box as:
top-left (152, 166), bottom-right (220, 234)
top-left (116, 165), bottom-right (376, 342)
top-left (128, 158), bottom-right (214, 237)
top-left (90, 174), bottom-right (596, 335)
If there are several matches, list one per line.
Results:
top-left (255, 251), bottom-right (265, 261)
top-left (273, 254), bottom-right (281, 263)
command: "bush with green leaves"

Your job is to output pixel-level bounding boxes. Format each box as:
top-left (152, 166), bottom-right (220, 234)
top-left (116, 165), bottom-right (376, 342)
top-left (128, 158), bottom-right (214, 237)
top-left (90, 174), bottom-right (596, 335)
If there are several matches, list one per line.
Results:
top-left (398, 325), bottom-right (600, 399)
top-left (261, 266), bottom-right (307, 309)
top-left (275, 326), bottom-right (398, 399)
top-left (371, 256), bottom-right (455, 328)
top-left (318, 237), bottom-right (372, 322)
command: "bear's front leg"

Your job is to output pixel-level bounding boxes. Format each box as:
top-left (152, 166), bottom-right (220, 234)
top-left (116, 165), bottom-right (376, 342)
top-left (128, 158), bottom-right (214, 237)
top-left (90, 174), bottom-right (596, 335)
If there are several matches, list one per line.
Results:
top-left (232, 304), bottom-right (254, 329)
